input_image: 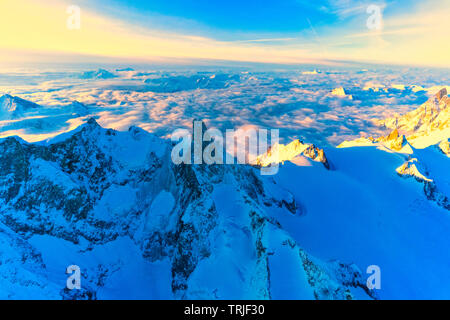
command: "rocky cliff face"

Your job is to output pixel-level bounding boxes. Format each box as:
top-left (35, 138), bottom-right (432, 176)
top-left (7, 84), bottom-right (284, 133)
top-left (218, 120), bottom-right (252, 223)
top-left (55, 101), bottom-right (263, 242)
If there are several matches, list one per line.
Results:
top-left (256, 139), bottom-right (330, 169)
top-left (438, 139), bottom-right (450, 156)
top-left (378, 88), bottom-right (450, 148)
top-left (0, 119), bottom-right (372, 299)
top-left (340, 88), bottom-right (450, 150)
top-left (380, 88), bottom-right (449, 134)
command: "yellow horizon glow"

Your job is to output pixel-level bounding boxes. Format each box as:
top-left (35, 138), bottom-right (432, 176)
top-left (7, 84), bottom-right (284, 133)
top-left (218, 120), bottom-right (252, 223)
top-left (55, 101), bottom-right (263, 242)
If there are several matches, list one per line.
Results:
top-left (0, 0), bottom-right (449, 67)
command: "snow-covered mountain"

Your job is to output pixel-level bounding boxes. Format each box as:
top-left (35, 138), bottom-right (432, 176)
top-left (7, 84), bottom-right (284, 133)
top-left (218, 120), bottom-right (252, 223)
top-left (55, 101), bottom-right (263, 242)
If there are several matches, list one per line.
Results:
top-left (438, 139), bottom-right (450, 156)
top-left (338, 88), bottom-right (450, 211)
top-left (65, 101), bottom-right (90, 117)
top-left (1, 113), bottom-right (449, 299)
top-left (0, 95), bottom-right (91, 143)
top-left (0, 95), bottom-right (89, 120)
top-left (0, 118), bottom-right (377, 299)
top-left (338, 128), bottom-right (414, 154)
top-left (80, 69), bottom-right (117, 80)
top-left (256, 139), bottom-right (330, 169)
top-left (378, 88), bottom-right (450, 148)
top-left (339, 88), bottom-right (449, 151)
top-left (331, 87), bottom-right (352, 100)
top-left (0, 94), bottom-right (41, 120)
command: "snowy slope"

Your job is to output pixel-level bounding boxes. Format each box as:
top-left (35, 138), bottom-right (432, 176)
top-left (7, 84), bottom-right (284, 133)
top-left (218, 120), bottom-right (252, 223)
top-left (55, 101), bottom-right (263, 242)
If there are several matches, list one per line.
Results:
top-left (0, 118), bottom-right (378, 300)
top-left (273, 146), bottom-right (450, 299)
top-left (321, 89), bottom-right (450, 298)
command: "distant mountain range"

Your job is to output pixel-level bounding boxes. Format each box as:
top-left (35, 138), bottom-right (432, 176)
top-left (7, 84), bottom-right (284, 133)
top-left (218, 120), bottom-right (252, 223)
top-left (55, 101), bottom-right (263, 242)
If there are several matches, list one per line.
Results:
top-left (0, 94), bottom-right (89, 119)
top-left (80, 69), bottom-right (117, 80)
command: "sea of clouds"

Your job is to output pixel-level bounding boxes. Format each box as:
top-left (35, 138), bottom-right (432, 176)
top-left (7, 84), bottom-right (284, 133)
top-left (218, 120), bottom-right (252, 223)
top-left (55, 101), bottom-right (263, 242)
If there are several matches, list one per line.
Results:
top-left (0, 65), bottom-right (448, 147)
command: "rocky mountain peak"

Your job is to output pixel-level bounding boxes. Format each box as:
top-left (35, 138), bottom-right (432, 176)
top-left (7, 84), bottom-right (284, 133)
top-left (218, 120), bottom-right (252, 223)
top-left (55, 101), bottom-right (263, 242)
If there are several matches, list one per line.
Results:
top-left (438, 139), bottom-right (450, 156)
top-left (0, 94), bottom-right (40, 115)
top-left (86, 117), bottom-right (100, 127)
top-left (387, 128), bottom-right (400, 140)
top-left (435, 88), bottom-right (447, 101)
top-left (371, 87), bottom-right (449, 148)
top-left (256, 139), bottom-right (330, 169)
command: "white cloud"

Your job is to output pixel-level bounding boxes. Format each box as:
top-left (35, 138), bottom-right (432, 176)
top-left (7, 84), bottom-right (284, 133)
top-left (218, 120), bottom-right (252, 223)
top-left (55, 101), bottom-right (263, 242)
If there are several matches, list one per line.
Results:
top-left (1, 67), bottom-right (446, 146)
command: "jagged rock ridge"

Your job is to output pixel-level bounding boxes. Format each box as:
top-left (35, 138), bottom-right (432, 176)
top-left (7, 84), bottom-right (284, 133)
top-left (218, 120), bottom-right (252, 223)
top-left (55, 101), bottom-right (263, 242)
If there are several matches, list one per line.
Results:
top-left (256, 139), bottom-right (330, 169)
top-left (0, 118), bottom-right (370, 299)
top-left (378, 88), bottom-right (450, 147)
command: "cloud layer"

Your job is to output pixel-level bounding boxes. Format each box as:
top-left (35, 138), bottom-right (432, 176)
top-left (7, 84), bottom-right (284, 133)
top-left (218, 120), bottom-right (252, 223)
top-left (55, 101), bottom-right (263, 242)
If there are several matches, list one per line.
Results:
top-left (1, 66), bottom-right (448, 147)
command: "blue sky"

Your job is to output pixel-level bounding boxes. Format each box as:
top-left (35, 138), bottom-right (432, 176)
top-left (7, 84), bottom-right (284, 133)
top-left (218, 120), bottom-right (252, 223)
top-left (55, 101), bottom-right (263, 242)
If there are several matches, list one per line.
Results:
top-left (1, 0), bottom-right (449, 67)
top-left (83, 0), bottom-right (416, 37)
top-left (94, 0), bottom-right (337, 33)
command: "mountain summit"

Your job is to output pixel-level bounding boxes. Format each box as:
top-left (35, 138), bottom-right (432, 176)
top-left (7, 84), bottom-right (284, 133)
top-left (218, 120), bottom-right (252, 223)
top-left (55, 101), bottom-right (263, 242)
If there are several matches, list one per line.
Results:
top-left (377, 88), bottom-right (449, 148)
top-left (0, 94), bottom-right (40, 119)
top-left (435, 88), bottom-right (448, 101)
top-left (340, 87), bottom-right (449, 151)
top-left (256, 140), bottom-right (330, 169)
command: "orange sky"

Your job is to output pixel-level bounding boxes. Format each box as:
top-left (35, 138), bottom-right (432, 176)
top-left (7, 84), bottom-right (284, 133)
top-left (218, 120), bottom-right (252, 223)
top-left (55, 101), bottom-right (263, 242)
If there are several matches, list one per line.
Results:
top-left (0, 0), bottom-right (449, 67)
